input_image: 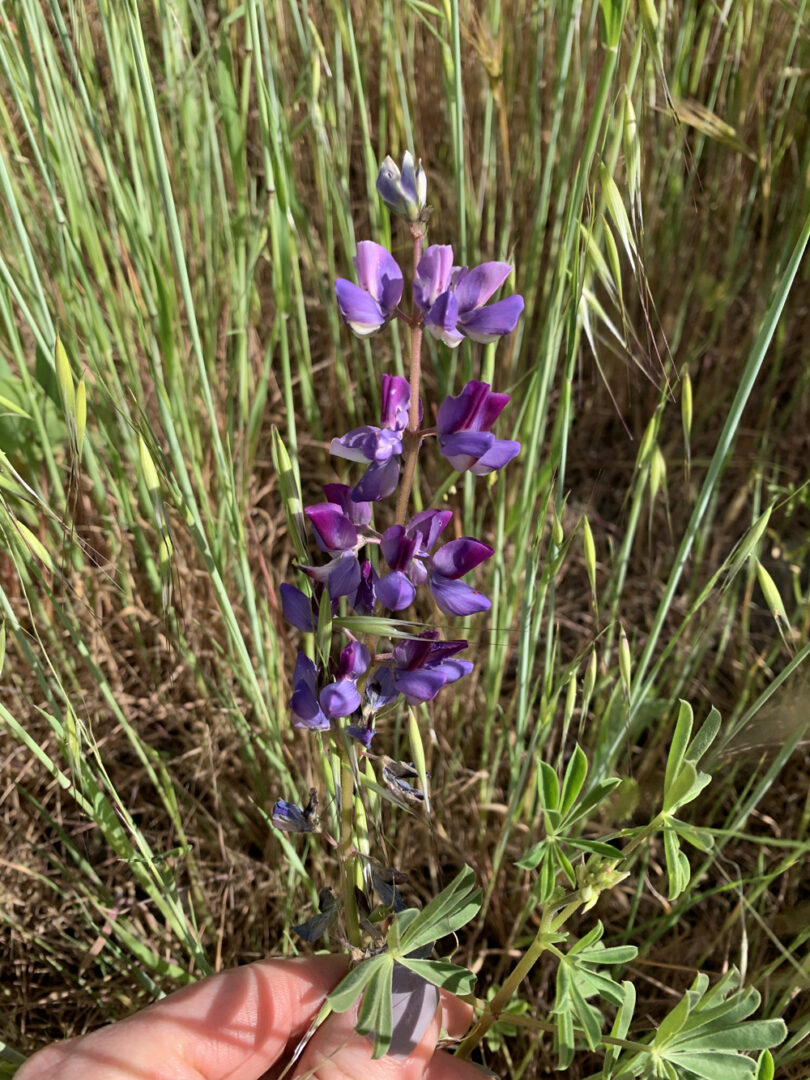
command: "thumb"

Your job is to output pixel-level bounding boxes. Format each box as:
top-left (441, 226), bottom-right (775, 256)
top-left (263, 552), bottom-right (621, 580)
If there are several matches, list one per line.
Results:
top-left (289, 964), bottom-right (471, 1080)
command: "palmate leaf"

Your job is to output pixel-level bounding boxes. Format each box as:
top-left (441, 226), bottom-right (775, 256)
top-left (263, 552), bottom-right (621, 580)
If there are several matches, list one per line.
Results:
top-left (328, 868), bottom-right (483, 1059)
top-left (354, 956), bottom-right (395, 1059)
top-left (554, 925), bottom-right (637, 1065)
top-left (396, 865), bottom-right (482, 954)
top-left (615, 969), bottom-right (786, 1080)
top-left (328, 953), bottom-right (388, 1013)
top-left (397, 957), bottom-right (477, 996)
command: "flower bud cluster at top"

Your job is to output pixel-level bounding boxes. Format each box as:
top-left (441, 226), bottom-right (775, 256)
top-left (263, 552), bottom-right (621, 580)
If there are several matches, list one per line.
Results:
top-left (274, 153), bottom-right (523, 830)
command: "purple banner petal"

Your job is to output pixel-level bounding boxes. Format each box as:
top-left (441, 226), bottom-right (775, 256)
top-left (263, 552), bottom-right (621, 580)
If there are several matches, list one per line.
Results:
top-left (431, 538), bottom-right (494, 579)
top-left (413, 245), bottom-right (455, 310)
top-left (354, 241), bottom-right (403, 313)
top-left (322, 483), bottom-right (372, 526)
top-left (380, 373), bottom-right (411, 431)
top-left (305, 504), bottom-right (358, 552)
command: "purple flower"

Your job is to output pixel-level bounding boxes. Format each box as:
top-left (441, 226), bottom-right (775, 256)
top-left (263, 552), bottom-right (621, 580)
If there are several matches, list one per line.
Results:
top-left (290, 644), bottom-right (371, 731)
top-left (413, 246), bottom-right (524, 348)
top-left (272, 789), bottom-right (319, 833)
top-left (330, 374), bottom-right (413, 502)
top-left (290, 653), bottom-right (330, 731)
top-left (347, 666), bottom-right (399, 747)
top-left (376, 509), bottom-right (493, 616)
top-left (320, 641), bottom-right (370, 719)
top-left (390, 631), bottom-right (473, 704)
top-left (322, 483), bottom-right (372, 527)
top-left (299, 504), bottom-right (363, 599)
top-left (437, 381), bottom-right (521, 476)
top-left (335, 242), bottom-right (403, 337)
top-left (376, 152), bottom-right (427, 222)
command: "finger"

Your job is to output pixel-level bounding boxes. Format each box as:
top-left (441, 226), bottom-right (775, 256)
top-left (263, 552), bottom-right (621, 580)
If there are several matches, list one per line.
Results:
top-left (437, 989), bottom-right (473, 1039)
top-left (292, 965), bottom-right (448, 1080)
top-left (16, 955), bottom-right (348, 1080)
top-left (424, 1050), bottom-right (500, 1080)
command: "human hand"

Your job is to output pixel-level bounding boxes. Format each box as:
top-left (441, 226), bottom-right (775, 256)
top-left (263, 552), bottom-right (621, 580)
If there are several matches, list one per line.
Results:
top-left (16, 955), bottom-right (492, 1080)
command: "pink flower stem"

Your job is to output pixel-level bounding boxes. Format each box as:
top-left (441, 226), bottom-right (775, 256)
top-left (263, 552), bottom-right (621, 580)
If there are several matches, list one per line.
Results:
top-left (395, 228), bottom-right (425, 524)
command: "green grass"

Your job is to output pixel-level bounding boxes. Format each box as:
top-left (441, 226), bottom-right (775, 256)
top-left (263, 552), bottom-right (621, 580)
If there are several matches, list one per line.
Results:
top-left (1, 0), bottom-right (809, 1075)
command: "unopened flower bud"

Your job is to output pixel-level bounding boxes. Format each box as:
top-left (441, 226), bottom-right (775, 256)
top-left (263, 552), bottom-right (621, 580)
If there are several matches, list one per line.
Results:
top-left (376, 151), bottom-right (427, 222)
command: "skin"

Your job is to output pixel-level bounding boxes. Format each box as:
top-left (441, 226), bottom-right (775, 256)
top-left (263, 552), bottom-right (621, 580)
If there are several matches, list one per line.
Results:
top-left (16, 956), bottom-right (490, 1080)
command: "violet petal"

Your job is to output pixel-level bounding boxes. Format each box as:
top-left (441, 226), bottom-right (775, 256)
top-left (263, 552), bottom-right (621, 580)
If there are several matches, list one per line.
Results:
top-left (376, 570), bottom-right (417, 611)
top-left (431, 538), bottom-right (493, 579)
top-left (353, 457), bottom-right (401, 502)
top-left (438, 430), bottom-right (495, 472)
top-left (454, 261), bottom-right (513, 313)
top-left (305, 504), bottom-right (358, 553)
top-left (320, 678), bottom-right (362, 719)
top-left (470, 438), bottom-right (521, 476)
top-left (429, 573), bottom-right (491, 616)
top-left (380, 373), bottom-right (411, 431)
top-left (335, 279), bottom-right (386, 337)
top-left (413, 245), bottom-right (455, 310)
top-left (424, 290), bottom-right (464, 348)
top-left (327, 552), bottom-right (362, 599)
top-left (338, 641), bottom-right (371, 679)
top-left (393, 666), bottom-right (449, 703)
top-left (406, 509), bottom-right (453, 554)
top-left (280, 583), bottom-right (316, 632)
top-left (354, 241), bottom-right (403, 313)
top-left (322, 483), bottom-right (372, 526)
top-left (381, 524), bottom-right (418, 571)
top-left (458, 294), bottom-right (525, 344)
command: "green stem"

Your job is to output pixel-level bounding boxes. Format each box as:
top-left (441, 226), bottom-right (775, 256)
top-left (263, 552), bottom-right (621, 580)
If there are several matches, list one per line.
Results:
top-left (339, 751), bottom-right (361, 947)
top-left (455, 897), bottom-right (581, 1060)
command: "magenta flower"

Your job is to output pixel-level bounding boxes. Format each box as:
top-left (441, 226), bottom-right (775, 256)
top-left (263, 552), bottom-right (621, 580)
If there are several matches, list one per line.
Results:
top-left (437, 381), bottom-right (521, 475)
top-left (330, 375), bottom-right (413, 501)
top-left (335, 242), bottom-right (403, 337)
top-left (413, 245), bottom-right (524, 348)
